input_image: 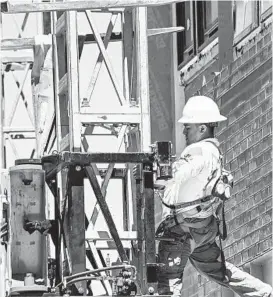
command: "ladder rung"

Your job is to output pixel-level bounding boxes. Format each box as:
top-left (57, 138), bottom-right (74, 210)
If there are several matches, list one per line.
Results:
top-left (56, 13), bottom-right (66, 36)
top-left (58, 73), bottom-right (68, 95)
top-left (79, 109), bottom-right (141, 124)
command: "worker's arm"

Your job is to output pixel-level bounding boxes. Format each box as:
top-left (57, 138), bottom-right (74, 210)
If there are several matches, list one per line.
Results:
top-left (160, 151), bottom-right (207, 205)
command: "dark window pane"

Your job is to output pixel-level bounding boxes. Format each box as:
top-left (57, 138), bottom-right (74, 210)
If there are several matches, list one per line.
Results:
top-left (176, 2), bottom-right (194, 65)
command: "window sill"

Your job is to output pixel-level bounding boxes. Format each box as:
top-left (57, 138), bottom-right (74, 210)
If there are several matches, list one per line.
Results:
top-left (177, 33), bottom-right (218, 71)
top-left (178, 37), bottom-right (219, 84)
top-left (234, 22), bottom-right (258, 46)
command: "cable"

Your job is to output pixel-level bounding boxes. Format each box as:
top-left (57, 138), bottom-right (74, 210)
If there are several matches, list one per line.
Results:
top-left (65, 276), bottom-right (114, 287)
top-left (55, 264), bottom-right (136, 289)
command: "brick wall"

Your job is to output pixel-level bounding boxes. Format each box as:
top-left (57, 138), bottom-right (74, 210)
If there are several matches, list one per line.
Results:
top-left (181, 23), bottom-right (272, 297)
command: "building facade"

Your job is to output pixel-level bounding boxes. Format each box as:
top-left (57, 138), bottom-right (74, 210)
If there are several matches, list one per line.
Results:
top-left (173, 1), bottom-right (272, 296)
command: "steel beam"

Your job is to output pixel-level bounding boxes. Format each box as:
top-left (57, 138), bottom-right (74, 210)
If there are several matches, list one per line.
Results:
top-left (41, 152), bottom-right (154, 180)
top-left (1, 0), bottom-right (183, 13)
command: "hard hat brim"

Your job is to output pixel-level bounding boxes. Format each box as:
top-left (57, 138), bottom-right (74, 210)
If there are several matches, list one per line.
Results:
top-left (178, 115), bottom-right (227, 124)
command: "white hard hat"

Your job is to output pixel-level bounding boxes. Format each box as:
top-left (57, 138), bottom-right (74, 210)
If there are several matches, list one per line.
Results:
top-left (178, 96), bottom-right (227, 124)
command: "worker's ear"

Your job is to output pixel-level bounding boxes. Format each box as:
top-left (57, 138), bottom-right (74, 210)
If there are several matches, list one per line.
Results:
top-left (199, 124), bottom-right (207, 134)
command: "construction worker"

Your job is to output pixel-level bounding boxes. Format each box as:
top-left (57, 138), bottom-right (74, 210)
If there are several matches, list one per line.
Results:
top-left (137, 96), bottom-right (273, 297)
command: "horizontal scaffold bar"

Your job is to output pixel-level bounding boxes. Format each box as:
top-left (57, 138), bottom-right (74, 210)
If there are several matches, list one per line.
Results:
top-left (42, 151), bottom-right (154, 180)
top-left (1, 0), bottom-right (183, 13)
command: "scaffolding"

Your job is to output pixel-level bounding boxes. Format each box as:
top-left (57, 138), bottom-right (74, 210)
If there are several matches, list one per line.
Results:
top-left (0, 1), bottom-right (183, 295)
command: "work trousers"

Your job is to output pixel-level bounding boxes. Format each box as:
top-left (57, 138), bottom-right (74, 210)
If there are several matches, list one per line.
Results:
top-left (157, 216), bottom-right (273, 297)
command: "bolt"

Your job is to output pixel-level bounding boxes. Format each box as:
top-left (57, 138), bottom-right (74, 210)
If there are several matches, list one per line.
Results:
top-left (78, 287), bottom-right (85, 294)
top-left (75, 165), bottom-right (82, 171)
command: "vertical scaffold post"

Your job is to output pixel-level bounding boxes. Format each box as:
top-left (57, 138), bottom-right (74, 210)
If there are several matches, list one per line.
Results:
top-left (135, 6), bottom-right (156, 293)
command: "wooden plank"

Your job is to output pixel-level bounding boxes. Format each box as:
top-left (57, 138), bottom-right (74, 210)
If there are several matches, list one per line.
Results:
top-left (82, 13), bottom-right (118, 107)
top-left (85, 10), bottom-right (126, 106)
top-left (147, 26), bottom-right (184, 36)
top-left (2, 0), bottom-right (184, 13)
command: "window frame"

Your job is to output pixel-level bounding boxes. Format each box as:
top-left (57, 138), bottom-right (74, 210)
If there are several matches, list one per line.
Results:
top-left (233, 0), bottom-right (259, 45)
top-left (176, 0), bottom-right (219, 70)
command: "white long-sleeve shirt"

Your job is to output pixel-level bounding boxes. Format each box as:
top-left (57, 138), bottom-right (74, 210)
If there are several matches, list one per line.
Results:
top-left (159, 138), bottom-right (222, 220)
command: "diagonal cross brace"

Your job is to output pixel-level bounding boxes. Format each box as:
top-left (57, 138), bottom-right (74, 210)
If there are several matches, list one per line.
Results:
top-left (7, 63), bottom-right (33, 126)
top-left (82, 12), bottom-right (119, 107)
top-left (85, 10), bottom-right (126, 106)
top-left (85, 165), bottom-right (129, 262)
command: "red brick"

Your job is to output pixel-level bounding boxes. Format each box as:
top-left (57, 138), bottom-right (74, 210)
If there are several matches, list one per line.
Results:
top-left (265, 198), bottom-right (272, 212)
top-left (262, 209), bottom-right (272, 225)
top-left (257, 90), bottom-right (266, 103)
top-left (266, 84), bottom-right (272, 96)
top-left (249, 45), bottom-right (256, 58)
top-left (240, 163), bottom-right (249, 175)
top-left (243, 125), bottom-right (252, 137)
top-left (249, 243), bottom-right (259, 258)
top-left (257, 39), bottom-right (263, 51)
top-left (264, 32), bottom-right (272, 45)
top-left (262, 121), bottom-right (272, 137)
top-left (259, 223), bottom-right (272, 241)
top-left (258, 236), bottom-right (272, 254)
top-left (250, 95), bottom-right (258, 108)
top-left (226, 149), bottom-right (234, 163)
top-left (242, 250), bottom-right (249, 262)
top-left (260, 100), bottom-right (271, 114)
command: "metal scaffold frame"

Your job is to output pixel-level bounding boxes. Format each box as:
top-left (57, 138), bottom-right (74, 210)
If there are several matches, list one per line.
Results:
top-left (1, 1), bottom-right (183, 295)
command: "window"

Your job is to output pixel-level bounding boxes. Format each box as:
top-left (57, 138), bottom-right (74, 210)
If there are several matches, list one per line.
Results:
top-left (176, 0), bottom-right (218, 67)
top-left (234, 0), bottom-right (258, 38)
top-left (176, 0), bottom-right (272, 68)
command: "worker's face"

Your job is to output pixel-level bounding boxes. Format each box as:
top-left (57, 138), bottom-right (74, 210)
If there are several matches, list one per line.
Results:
top-left (183, 123), bottom-right (204, 145)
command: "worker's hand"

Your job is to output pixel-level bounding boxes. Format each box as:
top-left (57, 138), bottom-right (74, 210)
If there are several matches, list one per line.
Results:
top-left (24, 220), bottom-right (41, 234)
